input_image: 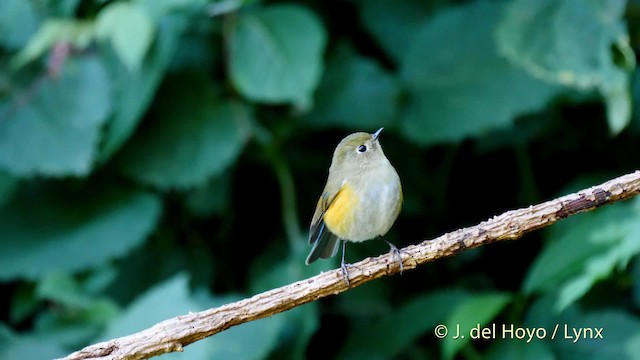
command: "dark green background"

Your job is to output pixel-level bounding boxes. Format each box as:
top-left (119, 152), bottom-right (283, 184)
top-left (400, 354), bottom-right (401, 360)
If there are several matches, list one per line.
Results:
top-left (1, 0), bottom-right (640, 359)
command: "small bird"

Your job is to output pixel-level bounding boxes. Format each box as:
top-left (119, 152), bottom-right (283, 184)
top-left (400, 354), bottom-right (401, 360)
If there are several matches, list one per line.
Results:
top-left (305, 128), bottom-right (403, 285)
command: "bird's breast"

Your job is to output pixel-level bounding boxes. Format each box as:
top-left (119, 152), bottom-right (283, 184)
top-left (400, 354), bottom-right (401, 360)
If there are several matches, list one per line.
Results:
top-left (324, 165), bottom-right (401, 242)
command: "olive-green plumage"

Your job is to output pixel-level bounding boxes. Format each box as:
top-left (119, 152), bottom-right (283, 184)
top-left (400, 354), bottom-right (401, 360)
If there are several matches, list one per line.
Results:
top-left (306, 128), bottom-right (403, 266)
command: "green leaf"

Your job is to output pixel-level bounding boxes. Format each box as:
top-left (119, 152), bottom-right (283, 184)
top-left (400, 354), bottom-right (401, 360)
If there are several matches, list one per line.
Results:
top-left (497, 0), bottom-right (632, 88)
top-left (497, 0), bottom-right (635, 134)
top-left (136, 0), bottom-right (209, 22)
top-left (523, 218), bottom-right (610, 294)
top-left (96, 2), bottom-right (154, 71)
top-left (484, 338), bottom-right (555, 360)
top-left (206, 0), bottom-right (249, 16)
top-left (526, 298), bottom-right (640, 359)
top-left (355, 0), bottom-right (437, 62)
top-left (10, 285), bottom-right (40, 324)
top-left (11, 19), bottom-right (95, 68)
top-left (306, 44), bottom-right (400, 129)
top-left (604, 80), bottom-right (632, 134)
top-left (442, 292), bottom-right (512, 360)
top-left (229, 4), bottom-right (327, 104)
top-left (552, 310), bottom-right (640, 359)
top-left (117, 76), bottom-right (251, 189)
top-left (168, 23), bottom-right (220, 73)
top-left (100, 274), bottom-right (197, 340)
top-left (0, 184), bottom-right (162, 280)
top-left (42, 0), bottom-right (81, 17)
top-left (0, 0), bottom-right (39, 49)
top-left (338, 289), bottom-right (471, 360)
top-left (104, 228), bottom-right (216, 305)
top-left (400, 2), bottom-right (562, 145)
top-left (83, 264), bottom-right (118, 295)
top-left (0, 56), bottom-right (111, 177)
top-left (103, 274), bottom-right (283, 360)
top-left (0, 326), bottom-right (66, 360)
top-left (36, 272), bottom-right (93, 309)
top-left (524, 197), bottom-right (640, 310)
top-left (33, 298), bottom-right (119, 348)
top-left (99, 15), bottom-right (186, 161)
top-left (0, 171), bottom-right (18, 208)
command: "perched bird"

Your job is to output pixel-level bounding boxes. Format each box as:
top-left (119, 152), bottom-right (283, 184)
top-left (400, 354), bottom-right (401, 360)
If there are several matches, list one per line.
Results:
top-left (305, 128), bottom-right (403, 285)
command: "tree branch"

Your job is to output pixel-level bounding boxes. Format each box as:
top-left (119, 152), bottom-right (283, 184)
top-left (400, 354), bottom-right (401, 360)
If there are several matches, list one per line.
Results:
top-left (62, 170), bottom-right (640, 360)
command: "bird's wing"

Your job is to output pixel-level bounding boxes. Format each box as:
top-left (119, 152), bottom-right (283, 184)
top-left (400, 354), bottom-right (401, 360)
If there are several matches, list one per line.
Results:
top-left (305, 182), bottom-right (343, 264)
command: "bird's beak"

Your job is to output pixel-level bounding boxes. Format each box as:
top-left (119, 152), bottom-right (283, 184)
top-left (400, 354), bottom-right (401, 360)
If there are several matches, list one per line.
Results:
top-left (373, 127), bottom-right (384, 142)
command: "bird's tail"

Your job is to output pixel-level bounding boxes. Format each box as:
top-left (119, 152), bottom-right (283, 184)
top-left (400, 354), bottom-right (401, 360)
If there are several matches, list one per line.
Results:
top-left (305, 222), bottom-right (340, 265)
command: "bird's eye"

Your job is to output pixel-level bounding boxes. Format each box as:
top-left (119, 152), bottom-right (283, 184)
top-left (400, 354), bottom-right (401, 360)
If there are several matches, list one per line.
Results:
top-left (357, 145), bottom-right (367, 153)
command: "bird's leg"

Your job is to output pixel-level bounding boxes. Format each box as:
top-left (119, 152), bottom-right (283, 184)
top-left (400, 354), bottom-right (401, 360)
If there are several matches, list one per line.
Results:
top-left (384, 240), bottom-right (404, 274)
top-left (340, 239), bottom-right (351, 287)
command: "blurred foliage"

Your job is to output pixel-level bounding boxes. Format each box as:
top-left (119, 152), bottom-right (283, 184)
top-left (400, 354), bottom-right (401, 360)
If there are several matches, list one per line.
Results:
top-left (0, 0), bottom-right (640, 359)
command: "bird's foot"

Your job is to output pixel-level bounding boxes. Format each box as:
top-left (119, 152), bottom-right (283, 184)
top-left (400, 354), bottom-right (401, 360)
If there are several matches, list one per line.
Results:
top-left (385, 240), bottom-right (405, 274)
top-left (340, 261), bottom-right (352, 287)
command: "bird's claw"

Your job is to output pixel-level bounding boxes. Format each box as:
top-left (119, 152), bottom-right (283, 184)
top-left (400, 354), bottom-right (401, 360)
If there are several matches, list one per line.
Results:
top-left (385, 241), bottom-right (405, 274)
top-left (341, 261), bottom-right (351, 287)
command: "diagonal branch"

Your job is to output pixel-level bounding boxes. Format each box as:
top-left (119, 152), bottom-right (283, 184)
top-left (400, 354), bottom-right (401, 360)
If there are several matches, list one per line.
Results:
top-left (62, 170), bottom-right (640, 360)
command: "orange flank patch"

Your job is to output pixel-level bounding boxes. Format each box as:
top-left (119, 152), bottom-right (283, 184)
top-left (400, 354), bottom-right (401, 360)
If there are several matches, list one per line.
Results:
top-left (323, 184), bottom-right (358, 238)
